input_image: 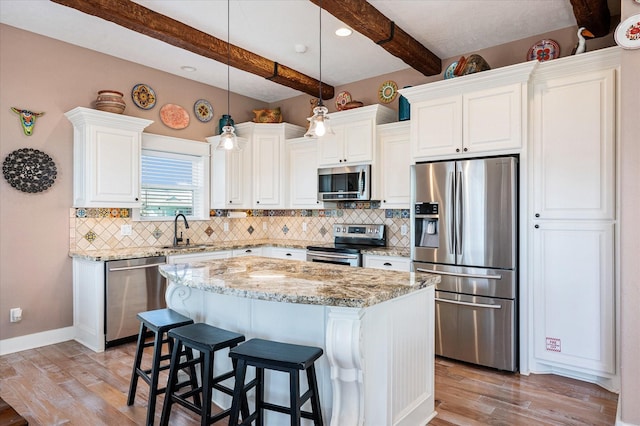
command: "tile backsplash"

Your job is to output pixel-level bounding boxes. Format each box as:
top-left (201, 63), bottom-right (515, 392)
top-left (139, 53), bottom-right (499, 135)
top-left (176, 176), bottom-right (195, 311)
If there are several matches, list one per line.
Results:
top-left (70, 207), bottom-right (411, 252)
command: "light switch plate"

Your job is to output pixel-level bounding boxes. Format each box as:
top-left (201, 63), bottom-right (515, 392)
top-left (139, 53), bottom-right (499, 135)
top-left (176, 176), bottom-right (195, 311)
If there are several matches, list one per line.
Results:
top-left (121, 224), bottom-right (132, 236)
top-left (401, 225), bottom-right (408, 235)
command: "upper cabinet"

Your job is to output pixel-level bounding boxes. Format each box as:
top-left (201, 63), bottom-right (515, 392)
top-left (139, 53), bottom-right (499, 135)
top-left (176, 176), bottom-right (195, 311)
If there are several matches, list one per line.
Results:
top-left (235, 122), bottom-right (305, 208)
top-left (286, 137), bottom-right (322, 209)
top-left (318, 105), bottom-right (395, 167)
top-left (208, 135), bottom-right (252, 209)
top-left (375, 121), bottom-right (411, 208)
top-left (401, 61), bottom-right (537, 161)
top-left (65, 107), bottom-right (152, 208)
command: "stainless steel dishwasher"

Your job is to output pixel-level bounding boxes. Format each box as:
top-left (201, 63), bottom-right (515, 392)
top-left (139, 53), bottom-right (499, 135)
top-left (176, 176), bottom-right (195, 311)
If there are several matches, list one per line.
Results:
top-left (105, 256), bottom-right (167, 347)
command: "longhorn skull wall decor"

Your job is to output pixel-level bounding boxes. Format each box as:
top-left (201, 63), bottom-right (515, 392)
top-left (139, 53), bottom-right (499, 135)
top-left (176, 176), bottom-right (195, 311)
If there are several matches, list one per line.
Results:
top-left (11, 107), bottom-right (45, 136)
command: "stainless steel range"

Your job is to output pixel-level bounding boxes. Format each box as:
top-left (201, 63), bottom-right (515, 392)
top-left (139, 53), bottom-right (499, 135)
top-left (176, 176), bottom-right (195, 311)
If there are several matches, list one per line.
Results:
top-left (306, 224), bottom-right (386, 267)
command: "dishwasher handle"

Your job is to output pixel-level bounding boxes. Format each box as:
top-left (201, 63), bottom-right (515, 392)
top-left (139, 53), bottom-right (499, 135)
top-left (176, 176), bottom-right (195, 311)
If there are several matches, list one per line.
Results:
top-left (436, 297), bottom-right (501, 309)
top-left (108, 262), bottom-right (166, 272)
top-left (415, 267), bottom-right (502, 280)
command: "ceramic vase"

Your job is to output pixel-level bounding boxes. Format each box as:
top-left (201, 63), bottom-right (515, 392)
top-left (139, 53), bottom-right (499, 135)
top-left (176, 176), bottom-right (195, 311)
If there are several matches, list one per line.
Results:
top-left (95, 90), bottom-right (126, 114)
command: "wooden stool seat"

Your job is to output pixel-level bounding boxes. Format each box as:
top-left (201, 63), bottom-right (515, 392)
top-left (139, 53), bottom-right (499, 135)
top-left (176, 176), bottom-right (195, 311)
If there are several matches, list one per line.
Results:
top-left (127, 308), bottom-right (197, 426)
top-left (160, 323), bottom-right (247, 426)
top-left (228, 338), bottom-right (324, 426)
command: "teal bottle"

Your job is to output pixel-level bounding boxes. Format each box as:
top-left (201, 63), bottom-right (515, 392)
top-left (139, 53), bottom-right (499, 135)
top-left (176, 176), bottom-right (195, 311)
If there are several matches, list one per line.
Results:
top-left (398, 86), bottom-right (411, 121)
top-left (219, 114), bottom-right (234, 134)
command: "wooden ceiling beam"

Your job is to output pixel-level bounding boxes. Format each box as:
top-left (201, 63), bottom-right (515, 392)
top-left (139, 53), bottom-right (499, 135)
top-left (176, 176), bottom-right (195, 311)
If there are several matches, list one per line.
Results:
top-left (50, 0), bottom-right (335, 99)
top-left (309, 0), bottom-right (441, 76)
top-left (568, 0), bottom-right (611, 37)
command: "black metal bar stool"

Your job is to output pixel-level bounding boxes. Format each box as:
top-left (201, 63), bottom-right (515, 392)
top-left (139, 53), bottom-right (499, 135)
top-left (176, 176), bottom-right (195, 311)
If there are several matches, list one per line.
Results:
top-left (228, 338), bottom-right (324, 426)
top-left (160, 322), bottom-right (248, 426)
top-left (127, 308), bottom-right (198, 426)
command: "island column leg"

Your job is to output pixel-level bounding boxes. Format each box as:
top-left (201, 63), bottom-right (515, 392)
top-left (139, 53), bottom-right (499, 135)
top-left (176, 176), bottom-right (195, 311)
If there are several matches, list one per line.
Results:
top-left (326, 307), bottom-right (364, 426)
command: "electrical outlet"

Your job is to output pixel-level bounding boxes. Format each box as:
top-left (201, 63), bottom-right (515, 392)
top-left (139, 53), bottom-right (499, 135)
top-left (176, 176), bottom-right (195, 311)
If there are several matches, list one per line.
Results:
top-left (121, 224), bottom-right (132, 236)
top-left (223, 222), bottom-right (229, 232)
top-left (10, 307), bottom-right (22, 323)
top-left (401, 225), bottom-right (408, 236)
top-left (263, 222), bottom-right (268, 231)
top-left (302, 222), bottom-right (307, 232)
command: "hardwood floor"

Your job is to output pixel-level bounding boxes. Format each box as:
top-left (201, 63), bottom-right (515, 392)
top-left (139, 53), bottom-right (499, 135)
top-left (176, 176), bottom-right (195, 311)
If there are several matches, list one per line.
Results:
top-left (0, 340), bottom-right (617, 425)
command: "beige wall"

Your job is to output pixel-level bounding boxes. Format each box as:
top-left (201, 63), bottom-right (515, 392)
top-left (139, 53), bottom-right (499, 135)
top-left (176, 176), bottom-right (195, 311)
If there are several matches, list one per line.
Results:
top-left (618, 2), bottom-right (640, 425)
top-left (0, 24), bottom-right (266, 340)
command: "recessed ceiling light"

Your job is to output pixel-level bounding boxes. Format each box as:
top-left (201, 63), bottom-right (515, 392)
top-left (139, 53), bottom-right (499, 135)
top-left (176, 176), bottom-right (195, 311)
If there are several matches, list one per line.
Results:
top-left (181, 65), bottom-right (197, 72)
top-left (335, 27), bottom-right (352, 37)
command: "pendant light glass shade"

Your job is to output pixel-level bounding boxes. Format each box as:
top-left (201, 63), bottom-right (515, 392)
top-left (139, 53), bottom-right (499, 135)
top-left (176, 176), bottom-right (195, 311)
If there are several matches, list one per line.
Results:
top-left (217, 124), bottom-right (239, 150)
top-left (305, 0), bottom-right (333, 139)
top-left (305, 105), bottom-right (331, 138)
top-left (217, 0), bottom-right (238, 150)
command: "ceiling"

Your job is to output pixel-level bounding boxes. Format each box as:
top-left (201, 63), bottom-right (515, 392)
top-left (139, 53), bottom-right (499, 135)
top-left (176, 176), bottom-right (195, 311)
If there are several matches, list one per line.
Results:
top-left (0, 1), bottom-right (619, 103)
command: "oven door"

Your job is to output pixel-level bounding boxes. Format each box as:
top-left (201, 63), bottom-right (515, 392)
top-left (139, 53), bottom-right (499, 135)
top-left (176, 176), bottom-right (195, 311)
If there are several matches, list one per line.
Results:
top-left (306, 250), bottom-right (360, 267)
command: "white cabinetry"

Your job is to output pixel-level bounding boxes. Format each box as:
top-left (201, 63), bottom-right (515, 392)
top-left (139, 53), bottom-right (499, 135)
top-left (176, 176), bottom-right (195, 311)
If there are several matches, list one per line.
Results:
top-left (235, 123), bottom-right (305, 208)
top-left (401, 61), bottom-right (536, 161)
top-left (375, 122), bottom-right (411, 208)
top-left (363, 254), bottom-right (410, 272)
top-left (167, 250), bottom-right (232, 264)
top-left (263, 247), bottom-right (307, 261)
top-left (529, 50), bottom-right (618, 384)
top-left (318, 105), bottom-right (395, 167)
top-left (72, 258), bottom-right (105, 352)
top-left (65, 107), bottom-right (152, 207)
top-left (207, 135), bottom-right (252, 209)
top-left (286, 137), bottom-right (322, 209)
top-left (232, 247), bottom-right (263, 257)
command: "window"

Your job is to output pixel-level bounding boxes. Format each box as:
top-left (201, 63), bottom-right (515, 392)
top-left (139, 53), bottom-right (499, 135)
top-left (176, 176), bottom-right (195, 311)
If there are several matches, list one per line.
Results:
top-left (135, 134), bottom-right (210, 220)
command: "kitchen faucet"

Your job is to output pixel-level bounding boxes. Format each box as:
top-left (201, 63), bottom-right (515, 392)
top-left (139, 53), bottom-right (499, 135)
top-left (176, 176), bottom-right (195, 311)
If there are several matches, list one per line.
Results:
top-left (173, 213), bottom-right (190, 246)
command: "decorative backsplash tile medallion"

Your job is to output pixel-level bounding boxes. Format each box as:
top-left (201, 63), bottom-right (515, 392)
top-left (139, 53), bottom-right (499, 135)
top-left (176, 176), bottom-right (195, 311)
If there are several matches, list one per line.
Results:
top-left (205, 226), bottom-right (214, 236)
top-left (84, 230), bottom-right (97, 243)
top-left (247, 225), bottom-right (254, 235)
top-left (282, 225), bottom-right (289, 234)
top-left (152, 228), bottom-right (163, 239)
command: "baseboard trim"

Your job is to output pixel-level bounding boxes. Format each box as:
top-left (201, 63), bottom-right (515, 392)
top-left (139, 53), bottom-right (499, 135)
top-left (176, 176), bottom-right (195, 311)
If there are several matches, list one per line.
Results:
top-left (616, 396), bottom-right (639, 426)
top-left (0, 327), bottom-right (74, 356)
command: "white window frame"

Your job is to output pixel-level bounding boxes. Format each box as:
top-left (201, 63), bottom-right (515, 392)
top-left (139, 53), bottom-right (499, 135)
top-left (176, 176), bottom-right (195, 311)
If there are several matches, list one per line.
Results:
top-left (133, 133), bottom-right (210, 221)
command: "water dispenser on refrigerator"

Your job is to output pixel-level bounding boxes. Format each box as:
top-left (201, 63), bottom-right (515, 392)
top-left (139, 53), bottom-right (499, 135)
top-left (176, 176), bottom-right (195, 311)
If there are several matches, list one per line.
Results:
top-left (414, 202), bottom-right (439, 249)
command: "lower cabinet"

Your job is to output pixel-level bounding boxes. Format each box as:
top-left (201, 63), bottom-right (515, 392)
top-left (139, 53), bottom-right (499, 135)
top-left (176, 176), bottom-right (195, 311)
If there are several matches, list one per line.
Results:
top-left (232, 247), bottom-right (263, 257)
top-left (263, 246), bottom-right (307, 261)
top-left (167, 250), bottom-right (232, 264)
top-left (73, 258), bottom-right (106, 352)
top-left (363, 255), bottom-right (411, 272)
top-left (531, 221), bottom-right (616, 376)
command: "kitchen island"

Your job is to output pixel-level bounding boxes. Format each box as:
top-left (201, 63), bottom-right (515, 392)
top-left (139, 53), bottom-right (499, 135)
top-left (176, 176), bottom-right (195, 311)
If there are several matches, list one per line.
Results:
top-left (159, 256), bottom-right (439, 426)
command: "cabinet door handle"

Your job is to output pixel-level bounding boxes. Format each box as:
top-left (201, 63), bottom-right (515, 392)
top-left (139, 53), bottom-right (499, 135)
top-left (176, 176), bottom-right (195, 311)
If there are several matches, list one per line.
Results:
top-left (383, 262), bottom-right (392, 266)
top-left (534, 224), bottom-right (539, 229)
top-left (463, 147), bottom-right (468, 152)
top-left (535, 213), bottom-right (540, 218)
top-left (245, 249), bottom-right (252, 253)
top-left (256, 200), bottom-right (260, 204)
top-left (344, 158), bottom-right (347, 162)
top-left (135, 197), bottom-right (139, 201)
top-left (286, 253), bottom-right (292, 256)
top-left (456, 148), bottom-right (460, 153)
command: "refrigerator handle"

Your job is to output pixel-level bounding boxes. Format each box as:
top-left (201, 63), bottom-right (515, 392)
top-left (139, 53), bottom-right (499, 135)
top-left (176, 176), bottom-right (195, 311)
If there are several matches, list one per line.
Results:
top-left (447, 171), bottom-right (455, 254)
top-left (456, 170), bottom-right (463, 255)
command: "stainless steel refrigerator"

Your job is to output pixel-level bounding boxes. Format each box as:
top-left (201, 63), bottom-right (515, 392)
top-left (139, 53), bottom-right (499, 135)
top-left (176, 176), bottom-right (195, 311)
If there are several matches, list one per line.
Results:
top-left (412, 156), bottom-right (518, 371)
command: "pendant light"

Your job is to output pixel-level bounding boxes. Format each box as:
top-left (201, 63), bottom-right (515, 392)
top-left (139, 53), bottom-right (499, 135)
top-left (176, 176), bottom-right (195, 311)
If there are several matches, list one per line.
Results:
top-left (216, 0), bottom-right (239, 150)
top-left (305, 0), bottom-right (333, 138)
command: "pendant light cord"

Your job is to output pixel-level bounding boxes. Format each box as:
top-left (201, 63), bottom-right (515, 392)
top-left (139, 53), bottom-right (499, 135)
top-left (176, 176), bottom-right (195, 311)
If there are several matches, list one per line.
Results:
top-left (226, 0), bottom-right (231, 125)
top-left (318, 0), bottom-right (323, 106)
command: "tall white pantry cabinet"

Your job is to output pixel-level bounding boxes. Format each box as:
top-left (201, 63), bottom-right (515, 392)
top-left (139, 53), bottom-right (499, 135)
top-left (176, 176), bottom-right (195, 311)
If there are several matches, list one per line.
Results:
top-left (528, 48), bottom-right (619, 390)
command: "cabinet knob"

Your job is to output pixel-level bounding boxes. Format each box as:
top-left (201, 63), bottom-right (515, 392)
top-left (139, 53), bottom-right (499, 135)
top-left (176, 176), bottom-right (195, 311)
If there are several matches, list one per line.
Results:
top-left (456, 148), bottom-right (460, 153)
top-left (463, 148), bottom-right (468, 152)
top-left (339, 159), bottom-right (343, 162)
top-left (383, 200), bottom-right (386, 203)
top-left (343, 158), bottom-right (347, 162)
top-left (535, 213), bottom-right (540, 218)
top-left (534, 224), bottom-right (540, 229)
top-left (229, 200), bottom-right (233, 204)
top-left (256, 201), bottom-right (260, 204)
top-left (135, 197), bottom-right (139, 201)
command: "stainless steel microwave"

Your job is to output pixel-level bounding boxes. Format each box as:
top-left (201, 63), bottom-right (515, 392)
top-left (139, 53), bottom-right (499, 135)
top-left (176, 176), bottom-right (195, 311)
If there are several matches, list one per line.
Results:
top-left (318, 165), bottom-right (370, 201)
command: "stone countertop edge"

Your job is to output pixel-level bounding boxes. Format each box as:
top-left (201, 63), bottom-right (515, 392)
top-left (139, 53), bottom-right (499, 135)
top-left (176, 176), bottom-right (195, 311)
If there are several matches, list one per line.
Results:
top-left (69, 240), bottom-right (410, 261)
top-left (160, 256), bottom-right (438, 308)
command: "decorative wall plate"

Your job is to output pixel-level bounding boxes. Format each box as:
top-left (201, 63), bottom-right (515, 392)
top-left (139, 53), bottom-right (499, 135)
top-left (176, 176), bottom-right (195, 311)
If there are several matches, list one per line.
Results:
top-left (527, 39), bottom-right (560, 62)
top-left (131, 84), bottom-right (156, 110)
top-left (615, 14), bottom-right (640, 49)
top-left (194, 99), bottom-right (213, 122)
top-left (159, 103), bottom-right (190, 129)
top-left (378, 80), bottom-right (398, 103)
top-left (2, 148), bottom-right (57, 193)
top-left (444, 61), bottom-right (458, 79)
top-left (335, 91), bottom-right (352, 111)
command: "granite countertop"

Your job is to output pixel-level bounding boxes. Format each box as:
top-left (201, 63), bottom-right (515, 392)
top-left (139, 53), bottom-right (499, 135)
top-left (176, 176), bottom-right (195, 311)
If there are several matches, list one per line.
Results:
top-left (159, 256), bottom-right (438, 308)
top-left (69, 239), bottom-right (410, 261)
